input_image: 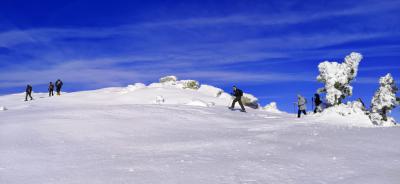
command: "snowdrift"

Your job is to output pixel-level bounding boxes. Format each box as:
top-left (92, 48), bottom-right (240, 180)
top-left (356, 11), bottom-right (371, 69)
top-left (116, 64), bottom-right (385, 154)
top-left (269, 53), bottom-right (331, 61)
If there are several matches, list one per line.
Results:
top-left (314, 102), bottom-right (372, 127)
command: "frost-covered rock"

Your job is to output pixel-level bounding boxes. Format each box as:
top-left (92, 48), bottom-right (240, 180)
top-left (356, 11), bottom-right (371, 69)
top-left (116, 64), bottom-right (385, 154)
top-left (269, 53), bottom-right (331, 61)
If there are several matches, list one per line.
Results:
top-left (242, 93), bottom-right (259, 109)
top-left (178, 80), bottom-right (200, 90)
top-left (263, 102), bottom-right (282, 113)
top-left (155, 95), bottom-right (165, 104)
top-left (156, 76), bottom-right (200, 90)
top-left (198, 85), bottom-right (224, 97)
top-left (159, 76), bottom-right (178, 83)
top-left (317, 52), bottom-right (363, 105)
top-left (0, 106), bottom-right (7, 111)
top-left (370, 73), bottom-right (398, 126)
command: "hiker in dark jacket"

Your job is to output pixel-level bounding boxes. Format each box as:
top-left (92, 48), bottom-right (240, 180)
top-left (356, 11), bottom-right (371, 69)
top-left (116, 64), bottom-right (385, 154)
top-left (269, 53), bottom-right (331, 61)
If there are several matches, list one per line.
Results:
top-left (25, 84), bottom-right (33, 101)
top-left (229, 85), bottom-right (246, 112)
top-left (313, 93), bottom-right (322, 113)
top-left (48, 82), bottom-right (54, 97)
top-left (55, 79), bottom-right (63, 95)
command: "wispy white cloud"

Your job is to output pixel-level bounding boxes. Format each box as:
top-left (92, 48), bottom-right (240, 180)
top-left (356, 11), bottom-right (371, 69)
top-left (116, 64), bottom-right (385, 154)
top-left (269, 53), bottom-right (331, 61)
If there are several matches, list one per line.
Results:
top-left (142, 0), bottom-right (400, 28)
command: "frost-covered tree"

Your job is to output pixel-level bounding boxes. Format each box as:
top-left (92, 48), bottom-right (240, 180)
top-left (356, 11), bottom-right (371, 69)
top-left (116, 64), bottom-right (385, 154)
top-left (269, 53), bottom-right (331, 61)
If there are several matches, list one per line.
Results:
top-left (317, 52), bottom-right (363, 105)
top-left (370, 73), bottom-right (398, 125)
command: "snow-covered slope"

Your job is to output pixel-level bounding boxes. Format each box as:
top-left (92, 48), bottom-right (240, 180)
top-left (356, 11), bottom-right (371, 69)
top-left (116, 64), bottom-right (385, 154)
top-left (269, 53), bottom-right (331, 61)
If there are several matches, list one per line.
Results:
top-left (0, 81), bottom-right (399, 184)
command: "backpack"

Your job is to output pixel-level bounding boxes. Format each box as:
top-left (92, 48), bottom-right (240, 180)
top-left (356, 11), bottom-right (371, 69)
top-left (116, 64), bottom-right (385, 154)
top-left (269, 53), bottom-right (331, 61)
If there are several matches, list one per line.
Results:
top-left (237, 89), bottom-right (243, 97)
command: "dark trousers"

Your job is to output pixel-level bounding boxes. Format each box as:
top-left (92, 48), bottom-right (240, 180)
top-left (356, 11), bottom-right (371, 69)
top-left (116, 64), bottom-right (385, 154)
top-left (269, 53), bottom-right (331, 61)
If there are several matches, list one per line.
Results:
top-left (56, 88), bottom-right (61, 95)
top-left (25, 92), bottom-right (33, 101)
top-left (314, 103), bottom-right (321, 113)
top-left (231, 97), bottom-right (245, 111)
top-left (298, 110), bottom-right (307, 118)
top-left (49, 90), bottom-right (54, 96)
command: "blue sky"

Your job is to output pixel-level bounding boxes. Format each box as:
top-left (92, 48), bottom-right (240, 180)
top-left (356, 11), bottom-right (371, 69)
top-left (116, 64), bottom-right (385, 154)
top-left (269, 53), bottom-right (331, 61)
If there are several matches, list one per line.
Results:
top-left (0, 0), bottom-right (400, 118)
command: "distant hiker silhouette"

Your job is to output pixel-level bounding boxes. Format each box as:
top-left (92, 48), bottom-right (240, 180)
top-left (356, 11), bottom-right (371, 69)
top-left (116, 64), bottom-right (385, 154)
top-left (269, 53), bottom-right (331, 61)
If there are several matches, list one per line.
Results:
top-left (229, 85), bottom-right (246, 112)
top-left (297, 95), bottom-right (307, 118)
top-left (49, 82), bottom-right (54, 97)
top-left (25, 84), bottom-right (33, 101)
top-left (55, 79), bottom-right (63, 95)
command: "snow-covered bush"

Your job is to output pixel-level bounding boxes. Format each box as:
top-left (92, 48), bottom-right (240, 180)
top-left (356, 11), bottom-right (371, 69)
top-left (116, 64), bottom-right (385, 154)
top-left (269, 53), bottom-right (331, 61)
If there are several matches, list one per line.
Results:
top-left (179, 80), bottom-right (200, 90)
top-left (159, 76), bottom-right (178, 83)
top-left (370, 73), bottom-right (398, 126)
top-left (198, 85), bottom-right (224, 97)
top-left (242, 93), bottom-right (259, 109)
top-left (263, 102), bottom-right (282, 113)
top-left (317, 52), bottom-right (363, 105)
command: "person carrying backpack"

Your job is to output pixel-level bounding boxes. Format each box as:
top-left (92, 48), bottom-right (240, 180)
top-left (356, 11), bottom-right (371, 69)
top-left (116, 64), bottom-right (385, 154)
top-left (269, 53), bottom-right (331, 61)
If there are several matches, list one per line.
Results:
top-left (229, 85), bottom-right (246, 112)
top-left (297, 94), bottom-right (307, 118)
top-left (55, 79), bottom-right (63, 95)
top-left (48, 82), bottom-right (54, 97)
top-left (313, 93), bottom-right (322, 113)
top-left (25, 84), bottom-right (33, 101)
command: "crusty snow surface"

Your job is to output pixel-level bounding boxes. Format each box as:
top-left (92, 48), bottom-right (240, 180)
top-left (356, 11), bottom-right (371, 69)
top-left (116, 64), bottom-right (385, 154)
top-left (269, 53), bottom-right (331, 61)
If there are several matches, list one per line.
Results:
top-left (0, 84), bottom-right (399, 184)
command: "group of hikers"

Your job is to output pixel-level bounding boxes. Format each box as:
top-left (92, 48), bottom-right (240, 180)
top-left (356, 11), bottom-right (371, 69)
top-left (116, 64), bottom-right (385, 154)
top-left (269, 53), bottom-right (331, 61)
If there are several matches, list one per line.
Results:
top-left (230, 85), bottom-right (366, 118)
top-left (296, 94), bottom-right (321, 118)
top-left (228, 85), bottom-right (315, 117)
top-left (23, 82), bottom-right (364, 118)
top-left (25, 79), bottom-right (63, 101)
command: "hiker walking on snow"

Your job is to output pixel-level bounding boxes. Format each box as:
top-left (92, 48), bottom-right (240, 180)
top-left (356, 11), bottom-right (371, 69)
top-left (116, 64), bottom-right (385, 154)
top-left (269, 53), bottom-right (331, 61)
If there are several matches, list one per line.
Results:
top-left (55, 79), bottom-right (63, 95)
top-left (297, 95), bottom-right (307, 118)
top-left (48, 82), bottom-right (54, 97)
top-left (313, 93), bottom-right (322, 113)
top-left (229, 85), bottom-right (246, 112)
top-left (25, 84), bottom-right (33, 101)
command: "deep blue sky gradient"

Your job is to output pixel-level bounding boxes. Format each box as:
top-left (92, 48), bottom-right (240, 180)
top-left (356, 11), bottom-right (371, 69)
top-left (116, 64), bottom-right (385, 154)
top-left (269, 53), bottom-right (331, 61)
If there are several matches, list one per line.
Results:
top-left (0, 0), bottom-right (399, 118)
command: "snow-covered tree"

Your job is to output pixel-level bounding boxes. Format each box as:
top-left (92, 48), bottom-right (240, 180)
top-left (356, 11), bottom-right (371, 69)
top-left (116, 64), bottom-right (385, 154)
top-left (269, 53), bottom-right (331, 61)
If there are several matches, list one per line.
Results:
top-left (370, 73), bottom-right (398, 125)
top-left (317, 52), bottom-right (363, 105)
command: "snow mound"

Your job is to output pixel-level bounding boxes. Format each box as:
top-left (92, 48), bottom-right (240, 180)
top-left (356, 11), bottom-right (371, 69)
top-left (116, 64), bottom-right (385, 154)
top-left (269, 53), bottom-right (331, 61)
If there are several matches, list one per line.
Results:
top-left (218, 92), bottom-right (233, 100)
top-left (198, 85), bottom-right (223, 97)
top-left (0, 106), bottom-right (7, 111)
top-left (126, 83), bottom-right (146, 92)
top-left (263, 102), bottom-right (282, 113)
top-left (185, 100), bottom-right (214, 107)
top-left (316, 101), bottom-right (373, 127)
